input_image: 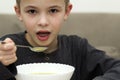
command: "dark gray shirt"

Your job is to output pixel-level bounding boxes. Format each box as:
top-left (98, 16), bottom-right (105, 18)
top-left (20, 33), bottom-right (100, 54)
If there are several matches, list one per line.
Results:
top-left (0, 32), bottom-right (120, 80)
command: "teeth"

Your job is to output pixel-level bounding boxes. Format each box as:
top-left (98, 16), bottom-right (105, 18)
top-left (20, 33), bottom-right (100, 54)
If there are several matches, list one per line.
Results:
top-left (39, 34), bottom-right (48, 37)
top-left (37, 32), bottom-right (50, 37)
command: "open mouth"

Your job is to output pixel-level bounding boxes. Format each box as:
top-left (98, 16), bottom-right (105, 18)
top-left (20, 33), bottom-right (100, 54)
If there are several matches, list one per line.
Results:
top-left (36, 31), bottom-right (51, 41)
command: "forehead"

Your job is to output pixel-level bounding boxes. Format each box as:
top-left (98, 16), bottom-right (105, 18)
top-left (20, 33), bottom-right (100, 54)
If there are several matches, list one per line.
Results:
top-left (20, 0), bottom-right (65, 7)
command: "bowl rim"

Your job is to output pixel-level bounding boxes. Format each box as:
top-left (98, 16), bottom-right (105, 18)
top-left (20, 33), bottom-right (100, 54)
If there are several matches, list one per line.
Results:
top-left (16, 63), bottom-right (75, 75)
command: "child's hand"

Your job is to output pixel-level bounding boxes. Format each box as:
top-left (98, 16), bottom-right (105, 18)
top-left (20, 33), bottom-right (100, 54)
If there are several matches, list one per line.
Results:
top-left (0, 38), bottom-right (17, 66)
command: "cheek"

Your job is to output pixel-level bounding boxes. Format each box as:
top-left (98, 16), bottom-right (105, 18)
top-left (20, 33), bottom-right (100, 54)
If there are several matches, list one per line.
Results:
top-left (52, 20), bottom-right (62, 33)
top-left (23, 18), bottom-right (35, 31)
top-left (52, 16), bottom-right (64, 29)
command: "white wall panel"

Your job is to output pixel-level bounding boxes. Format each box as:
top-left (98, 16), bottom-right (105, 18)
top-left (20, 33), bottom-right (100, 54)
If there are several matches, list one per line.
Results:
top-left (1, 0), bottom-right (120, 14)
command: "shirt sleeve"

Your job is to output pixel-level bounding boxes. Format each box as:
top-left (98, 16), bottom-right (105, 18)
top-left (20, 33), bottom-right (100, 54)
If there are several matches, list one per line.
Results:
top-left (0, 62), bottom-right (17, 80)
top-left (0, 34), bottom-right (17, 80)
top-left (85, 40), bottom-right (120, 80)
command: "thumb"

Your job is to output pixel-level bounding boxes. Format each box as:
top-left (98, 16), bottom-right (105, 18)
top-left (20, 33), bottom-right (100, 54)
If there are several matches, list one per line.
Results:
top-left (4, 38), bottom-right (13, 43)
top-left (3, 38), bottom-right (15, 50)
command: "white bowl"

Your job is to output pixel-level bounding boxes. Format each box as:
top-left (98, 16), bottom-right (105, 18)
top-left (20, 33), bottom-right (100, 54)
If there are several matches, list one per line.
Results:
top-left (15, 63), bottom-right (75, 80)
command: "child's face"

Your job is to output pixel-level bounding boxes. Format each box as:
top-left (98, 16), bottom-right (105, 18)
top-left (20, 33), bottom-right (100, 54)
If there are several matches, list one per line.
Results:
top-left (15, 0), bottom-right (72, 49)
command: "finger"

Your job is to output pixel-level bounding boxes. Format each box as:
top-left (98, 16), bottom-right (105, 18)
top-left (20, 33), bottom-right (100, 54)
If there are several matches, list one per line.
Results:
top-left (0, 50), bottom-right (4, 60)
top-left (3, 43), bottom-right (15, 51)
top-left (0, 50), bottom-right (17, 63)
top-left (1, 53), bottom-right (17, 66)
top-left (5, 46), bottom-right (16, 55)
top-left (0, 38), bottom-right (13, 46)
top-left (2, 56), bottom-right (17, 66)
top-left (0, 38), bottom-right (15, 50)
top-left (0, 52), bottom-right (16, 61)
top-left (0, 46), bottom-right (17, 55)
top-left (4, 52), bottom-right (16, 60)
top-left (4, 38), bottom-right (13, 43)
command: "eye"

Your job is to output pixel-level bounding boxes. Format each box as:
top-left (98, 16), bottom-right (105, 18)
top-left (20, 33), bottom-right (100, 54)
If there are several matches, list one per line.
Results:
top-left (27, 9), bottom-right (37, 14)
top-left (49, 9), bottom-right (59, 13)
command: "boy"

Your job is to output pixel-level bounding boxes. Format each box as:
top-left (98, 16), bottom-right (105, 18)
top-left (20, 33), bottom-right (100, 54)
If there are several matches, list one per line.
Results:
top-left (0, 0), bottom-right (120, 80)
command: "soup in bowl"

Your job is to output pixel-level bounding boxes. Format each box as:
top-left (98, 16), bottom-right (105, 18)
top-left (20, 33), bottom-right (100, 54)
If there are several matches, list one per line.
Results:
top-left (15, 63), bottom-right (75, 80)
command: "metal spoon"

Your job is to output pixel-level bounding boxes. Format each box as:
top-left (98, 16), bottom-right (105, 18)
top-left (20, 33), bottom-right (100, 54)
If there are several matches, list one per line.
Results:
top-left (15, 45), bottom-right (48, 52)
top-left (0, 41), bottom-right (48, 52)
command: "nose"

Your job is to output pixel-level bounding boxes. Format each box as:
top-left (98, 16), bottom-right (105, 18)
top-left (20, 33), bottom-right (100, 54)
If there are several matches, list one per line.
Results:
top-left (37, 14), bottom-right (49, 27)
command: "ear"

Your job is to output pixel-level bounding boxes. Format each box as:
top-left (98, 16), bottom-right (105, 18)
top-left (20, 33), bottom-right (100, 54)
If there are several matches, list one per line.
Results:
top-left (64, 3), bottom-right (72, 21)
top-left (14, 5), bottom-right (22, 21)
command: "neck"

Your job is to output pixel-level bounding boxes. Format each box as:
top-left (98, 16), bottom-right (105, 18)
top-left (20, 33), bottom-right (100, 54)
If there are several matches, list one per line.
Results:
top-left (44, 37), bottom-right (58, 54)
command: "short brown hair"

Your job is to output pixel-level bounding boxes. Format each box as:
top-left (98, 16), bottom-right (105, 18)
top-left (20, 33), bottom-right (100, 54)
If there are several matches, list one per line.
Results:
top-left (16, 0), bottom-right (70, 8)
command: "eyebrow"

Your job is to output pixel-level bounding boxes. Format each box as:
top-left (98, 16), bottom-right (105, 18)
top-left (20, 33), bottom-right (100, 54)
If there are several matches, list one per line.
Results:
top-left (49, 5), bottom-right (64, 9)
top-left (24, 6), bottom-right (38, 9)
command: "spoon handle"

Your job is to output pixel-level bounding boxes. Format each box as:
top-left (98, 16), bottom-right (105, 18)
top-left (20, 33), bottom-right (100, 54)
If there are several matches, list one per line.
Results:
top-left (0, 41), bottom-right (30, 48)
top-left (15, 45), bottom-right (30, 48)
top-left (0, 41), bottom-right (48, 52)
